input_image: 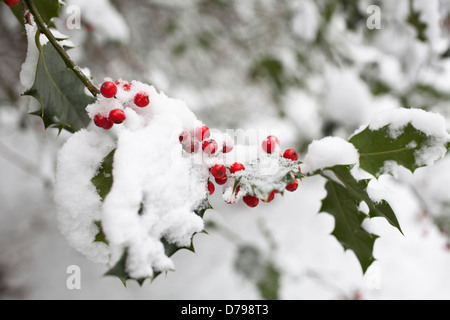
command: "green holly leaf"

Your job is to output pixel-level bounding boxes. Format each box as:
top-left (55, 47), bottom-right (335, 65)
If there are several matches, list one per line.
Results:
top-left (194, 198), bottom-right (213, 219)
top-left (105, 232), bottom-right (202, 286)
top-left (101, 181), bottom-right (210, 286)
top-left (92, 150), bottom-right (114, 246)
top-left (233, 244), bottom-right (280, 300)
top-left (256, 262), bottom-right (280, 300)
top-left (349, 123), bottom-right (429, 177)
top-left (104, 251), bottom-right (147, 287)
top-left (407, 1), bottom-right (427, 42)
top-left (10, 0), bottom-right (60, 28)
top-left (250, 57), bottom-right (285, 93)
top-left (93, 221), bottom-right (108, 245)
top-left (329, 165), bottom-right (402, 234)
top-left (25, 43), bottom-right (94, 133)
top-left (161, 237), bottom-right (196, 257)
top-left (91, 150), bottom-right (115, 202)
top-left (320, 179), bottom-right (378, 273)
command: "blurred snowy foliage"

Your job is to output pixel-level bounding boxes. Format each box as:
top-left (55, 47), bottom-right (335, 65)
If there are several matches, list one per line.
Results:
top-left (1, 0), bottom-right (450, 299)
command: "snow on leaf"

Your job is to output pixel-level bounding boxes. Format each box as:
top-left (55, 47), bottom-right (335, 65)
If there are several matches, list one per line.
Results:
top-left (232, 155), bottom-right (303, 200)
top-left (407, 1), bottom-right (428, 43)
top-left (105, 229), bottom-right (202, 286)
top-left (194, 198), bottom-right (213, 219)
top-left (350, 121), bottom-right (448, 178)
top-left (104, 250), bottom-right (146, 287)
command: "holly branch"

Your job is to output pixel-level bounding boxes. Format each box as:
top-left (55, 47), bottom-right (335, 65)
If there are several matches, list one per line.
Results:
top-left (23, 0), bottom-right (100, 97)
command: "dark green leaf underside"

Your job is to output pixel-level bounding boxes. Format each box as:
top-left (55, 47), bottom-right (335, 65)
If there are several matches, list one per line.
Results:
top-left (320, 178), bottom-right (378, 273)
top-left (330, 165), bottom-right (402, 234)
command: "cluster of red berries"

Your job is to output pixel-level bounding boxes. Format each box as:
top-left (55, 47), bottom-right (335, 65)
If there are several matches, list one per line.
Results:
top-left (93, 81), bottom-right (150, 130)
top-left (178, 124), bottom-right (234, 155)
top-left (206, 135), bottom-right (301, 208)
top-left (4, 0), bottom-right (20, 6)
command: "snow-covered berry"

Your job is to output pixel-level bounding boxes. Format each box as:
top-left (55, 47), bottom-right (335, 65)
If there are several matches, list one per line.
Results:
top-left (195, 125), bottom-right (210, 141)
top-left (262, 190), bottom-right (278, 203)
top-left (243, 195), bottom-right (259, 208)
top-left (208, 181), bottom-right (215, 196)
top-left (230, 162), bottom-right (245, 174)
top-left (179, 130), bottom-right (190, 144)
top-left (202, 139), bottom-right (218, 155)
top-left (94, 114), bottom-right (114, 129)
top-left (123, 83), bottom-right (132, 92)
top-left (222, 140), bottom-right (234, 153)
top-left (186, 141), bottom-right (200, 153)
top-left (100, 81), bottom-right (117, 98)
top-left (262, 135), bottom-right (280, 154)
top-left (286, 179), bottom-right (299, 192)
top-left (269, 135), bottom-right (280, 145)
top-left (109, 109), bottom-right (126, 124)
top-left (283, 149), bottom-right (299, 161)
top-left (134, 92), bottom-right (150, 108)
top-left (211, 164), bottom-right (226, 179)
top-left (225, 185), bottom-right (240, 205)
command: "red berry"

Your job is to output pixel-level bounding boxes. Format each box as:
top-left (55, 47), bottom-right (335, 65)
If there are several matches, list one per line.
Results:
top-left (243, 195), bottom-right (259, 208)
top-left (94, 114), bottom-right (114, 129)
top-left (109, 109), bottom-right (126, 124)
top-left (179, 130), bottom-right (190, 143)
top-left (215, 176), bottom-right (227, 185)
top-left (195, 125), bottom-right (210, 141)
top-left (283, 149), bottom-right (299, 161)
top-left (186, 141), bottom-right (199, 153)
top-left (234, 185), bottom-right (241, 196)
top-left (123, 83), bottom-right (132, 92)
top-left (5, 0), bottom-right (20, 6)
top-left (268, 135), bottom-right (280, 145)
top-left (262, 190), bottom-right (278, 203)
top-left (230, 162), bottom-right (245, 174)
top-left (211, 164), bottom-right (226, 179)
top-left (286, 180), bottom-right (299, 192)
top-left (100, 81), bottom-right (117, 98)
top-left (207, 181), bottom-right (215, 196)
top-left (262, 135), bottom-right (280, 154)
top-left (223, 140), bottom-right (234, 153)
top-left (202, 139), bottom-right (218, 155)
top-left (103, 120), bottom-right (114, 130)
top-left (134, 92), bottom-right (150, 108)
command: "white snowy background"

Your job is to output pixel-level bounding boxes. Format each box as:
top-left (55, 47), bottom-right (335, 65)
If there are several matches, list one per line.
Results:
top-left (1, 0), bottom-right (450, 299)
